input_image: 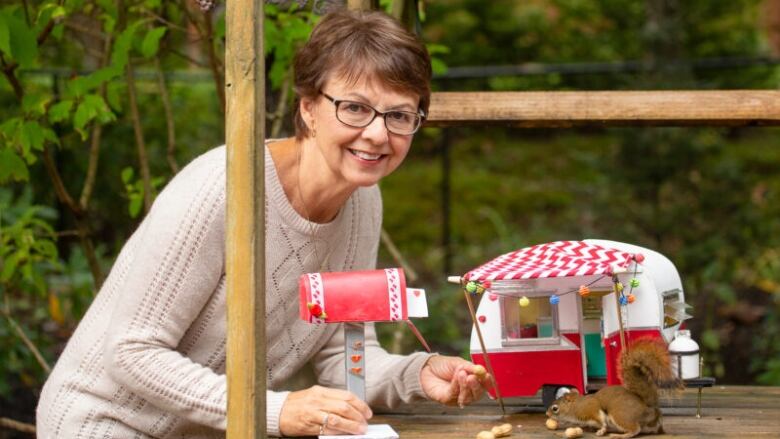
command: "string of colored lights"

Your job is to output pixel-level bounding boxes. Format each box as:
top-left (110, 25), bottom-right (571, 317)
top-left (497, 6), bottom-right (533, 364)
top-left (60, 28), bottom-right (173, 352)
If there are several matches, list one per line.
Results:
top-left (463, 264), bottom-right (642, 308)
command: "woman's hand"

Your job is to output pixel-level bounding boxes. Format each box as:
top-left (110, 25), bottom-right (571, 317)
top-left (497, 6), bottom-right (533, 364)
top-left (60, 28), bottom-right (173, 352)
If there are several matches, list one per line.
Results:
top-left (420, 355), bottom-right (492, 408)
top-left (279, 385), bottom-right (373, 436)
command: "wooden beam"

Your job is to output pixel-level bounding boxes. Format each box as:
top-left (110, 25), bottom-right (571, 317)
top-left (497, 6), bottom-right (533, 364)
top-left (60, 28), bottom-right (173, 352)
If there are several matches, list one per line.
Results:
top-left (225, 0), bottom-right (266, 438)
top-left (425, 90), bottom-right (780, 127)
top-left (347, 0), bottom-right (376, 11)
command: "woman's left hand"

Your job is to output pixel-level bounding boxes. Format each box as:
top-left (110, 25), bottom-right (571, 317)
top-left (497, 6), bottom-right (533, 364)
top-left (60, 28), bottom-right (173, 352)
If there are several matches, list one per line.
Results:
top-left (419, 355), bottom-right (492, 408)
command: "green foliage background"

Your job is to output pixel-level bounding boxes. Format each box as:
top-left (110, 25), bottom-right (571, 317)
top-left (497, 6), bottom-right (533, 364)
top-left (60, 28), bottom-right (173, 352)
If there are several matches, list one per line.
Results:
top-left (1, 0), bottom-right (779, 431)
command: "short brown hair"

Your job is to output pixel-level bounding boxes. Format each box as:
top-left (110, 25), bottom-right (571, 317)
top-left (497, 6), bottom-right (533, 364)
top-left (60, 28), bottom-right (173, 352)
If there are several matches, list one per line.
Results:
top-left (292, 9), bottom-right (432, 139)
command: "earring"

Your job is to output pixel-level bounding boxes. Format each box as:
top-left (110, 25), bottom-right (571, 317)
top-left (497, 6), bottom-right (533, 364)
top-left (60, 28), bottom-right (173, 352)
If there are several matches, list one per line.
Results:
top-left (311, 125), bottom-right (317, 138)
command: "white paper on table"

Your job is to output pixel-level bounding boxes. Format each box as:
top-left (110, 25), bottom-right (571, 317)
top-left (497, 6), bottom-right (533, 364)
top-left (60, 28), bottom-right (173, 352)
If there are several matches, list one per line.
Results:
top-left (319, 424), bottom-right (399, 439)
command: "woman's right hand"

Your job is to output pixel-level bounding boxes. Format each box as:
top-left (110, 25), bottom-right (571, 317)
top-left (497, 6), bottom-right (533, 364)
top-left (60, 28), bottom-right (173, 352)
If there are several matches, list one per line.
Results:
top-left (279, 385), bottom-right (373, 436)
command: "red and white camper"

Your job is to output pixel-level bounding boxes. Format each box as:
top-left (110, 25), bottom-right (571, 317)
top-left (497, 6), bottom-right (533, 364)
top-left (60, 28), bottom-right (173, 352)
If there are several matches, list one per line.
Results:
top-left (449, 239), bottom-right (693, 406)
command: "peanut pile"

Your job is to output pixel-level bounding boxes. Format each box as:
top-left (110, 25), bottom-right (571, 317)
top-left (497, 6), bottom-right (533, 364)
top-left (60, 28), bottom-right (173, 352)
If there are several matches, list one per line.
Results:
top-left (475, 422), bottom-right (512, 439)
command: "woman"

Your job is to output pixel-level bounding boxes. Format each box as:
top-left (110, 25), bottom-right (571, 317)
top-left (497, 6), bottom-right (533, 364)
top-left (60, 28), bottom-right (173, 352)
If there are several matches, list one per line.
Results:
top-left (37, 9), bottom-right (489, 438)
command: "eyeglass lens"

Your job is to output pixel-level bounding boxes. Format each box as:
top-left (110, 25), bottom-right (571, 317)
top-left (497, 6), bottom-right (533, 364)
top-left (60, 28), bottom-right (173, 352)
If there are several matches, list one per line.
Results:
top-left (336, 101), bottom-right (421, 135)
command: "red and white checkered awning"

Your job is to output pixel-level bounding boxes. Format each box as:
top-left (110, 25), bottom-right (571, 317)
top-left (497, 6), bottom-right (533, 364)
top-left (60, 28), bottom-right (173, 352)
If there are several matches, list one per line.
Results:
top-left (463, 240), bottom-right (635, 281)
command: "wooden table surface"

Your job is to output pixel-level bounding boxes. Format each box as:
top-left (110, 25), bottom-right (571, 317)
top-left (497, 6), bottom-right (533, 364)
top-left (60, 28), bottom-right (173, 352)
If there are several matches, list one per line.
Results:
top-left (364, 386), bottom-right (780, 438)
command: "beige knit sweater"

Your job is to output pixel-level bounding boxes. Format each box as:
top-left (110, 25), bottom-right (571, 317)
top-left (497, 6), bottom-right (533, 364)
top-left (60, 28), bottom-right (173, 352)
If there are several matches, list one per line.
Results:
top-left (36, 144), bottom-right (431, 438)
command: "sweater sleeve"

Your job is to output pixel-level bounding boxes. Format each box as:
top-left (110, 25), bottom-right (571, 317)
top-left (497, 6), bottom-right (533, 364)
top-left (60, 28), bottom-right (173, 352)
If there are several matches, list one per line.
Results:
top-left (101, 152), bottom-right (290, 436)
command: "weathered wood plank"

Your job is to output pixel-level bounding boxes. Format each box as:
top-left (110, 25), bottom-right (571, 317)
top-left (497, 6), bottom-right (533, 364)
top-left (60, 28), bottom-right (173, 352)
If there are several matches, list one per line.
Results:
top-left (363, 386), bottom-right (780, 438)
top-left (225, 0), bottom-right (266, 438)
top-left (425, 91), bottom-right (780, 127)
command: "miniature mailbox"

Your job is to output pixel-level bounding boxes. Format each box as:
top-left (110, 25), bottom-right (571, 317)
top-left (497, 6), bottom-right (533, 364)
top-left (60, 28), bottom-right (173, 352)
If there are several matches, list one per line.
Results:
top-left (450, 239), bottom-right (698, 406)
top-left (299, 268), bottom-right (429, 400)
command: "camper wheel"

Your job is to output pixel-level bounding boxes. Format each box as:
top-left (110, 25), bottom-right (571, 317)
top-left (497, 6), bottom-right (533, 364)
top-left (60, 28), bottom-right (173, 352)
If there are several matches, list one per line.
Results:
top-left (542, 385), bottom-right (573, 408)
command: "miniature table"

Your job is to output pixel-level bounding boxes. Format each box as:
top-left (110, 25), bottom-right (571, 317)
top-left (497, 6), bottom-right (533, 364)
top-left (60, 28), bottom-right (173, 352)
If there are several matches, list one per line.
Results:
top-left (356, 385), bottom-right (780, 438)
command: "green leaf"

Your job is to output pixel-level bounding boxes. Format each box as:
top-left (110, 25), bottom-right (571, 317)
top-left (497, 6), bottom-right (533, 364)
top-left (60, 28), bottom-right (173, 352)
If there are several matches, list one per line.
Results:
top-left (0, 148), bottom-right (29, 183)
top-left (105, 82), bottom-right (123, 111)
top-left (0, 13), bottom-right (10, 57)
top-left (22, 93), bottom-right (52, 118)
top-left (73, 102), bottom-right (94, 139)
top-left (701, 330), bottom-right (720, 350)
top-left (120, 166), bottom-right (134, 183)
top-left (35, 3), bottom-right (66, 35)
top-left (73, 94), bottom-right (114, 137)
top-left (66, 67), bottom-right (121, 98)
top-left (51, 22), bottom-right (64, 39)
top-left (1, 252), bottom-right (21, 282)
top-left (431, 58), bottom-right (448, 76)
top-left (141, 26), bottom-right (167, 58)
top-left (426, 43), bottom-right (450, 56)
top-left (41, 127), bottom-right (59, 147)
top-left (215, 11), bottom-right (226, 41)
top-left (99, 12), bottom-right (116, 34)
top-left (20, 121), bottom-right (47, 155)
top-left (128, 195), bottom-right (142, 218)
top-left (48, 100), bottom-right (74, 123)
top-left (264, 18), bottom-right (279, 56)
top-left (111, 23), bottom-right (140, 72)
top-left (5, 11), bottom-right (38, 68)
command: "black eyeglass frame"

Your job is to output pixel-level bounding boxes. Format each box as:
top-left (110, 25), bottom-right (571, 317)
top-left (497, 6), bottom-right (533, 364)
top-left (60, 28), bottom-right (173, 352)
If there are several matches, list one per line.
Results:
top-left (319, 91), bottom-right (426, 135)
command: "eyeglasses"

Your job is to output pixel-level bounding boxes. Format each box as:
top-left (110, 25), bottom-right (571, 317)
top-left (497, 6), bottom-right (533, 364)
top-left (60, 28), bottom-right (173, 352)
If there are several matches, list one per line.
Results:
top-left (320, 91), bottom-right (425, 136)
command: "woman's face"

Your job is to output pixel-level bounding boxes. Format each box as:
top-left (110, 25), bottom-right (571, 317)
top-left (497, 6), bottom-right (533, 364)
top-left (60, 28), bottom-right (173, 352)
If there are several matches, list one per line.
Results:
top-left (300, 75), bottom-right (419, 188)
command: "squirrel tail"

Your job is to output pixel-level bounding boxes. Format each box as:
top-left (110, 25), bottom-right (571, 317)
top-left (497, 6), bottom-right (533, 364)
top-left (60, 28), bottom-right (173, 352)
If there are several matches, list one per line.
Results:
top-left (619, 337), bottom-right (680, 407)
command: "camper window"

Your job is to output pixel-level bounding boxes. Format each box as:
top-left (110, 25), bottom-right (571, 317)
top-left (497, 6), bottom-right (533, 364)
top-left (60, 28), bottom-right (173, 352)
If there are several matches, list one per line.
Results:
top-left (500, 295), bottom-right (560, 346)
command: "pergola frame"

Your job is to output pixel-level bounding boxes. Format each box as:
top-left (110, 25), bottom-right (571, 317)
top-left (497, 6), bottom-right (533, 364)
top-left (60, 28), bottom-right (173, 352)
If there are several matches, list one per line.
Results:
top-left (224, 3), bottom-right (780, 439)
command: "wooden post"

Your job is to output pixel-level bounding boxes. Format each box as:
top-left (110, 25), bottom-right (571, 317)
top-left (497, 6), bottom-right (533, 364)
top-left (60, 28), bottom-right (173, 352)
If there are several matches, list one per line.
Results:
top-left (425, 90), bottom-right (780, 127)
top-left (225, 0), bottom-right (266, 438)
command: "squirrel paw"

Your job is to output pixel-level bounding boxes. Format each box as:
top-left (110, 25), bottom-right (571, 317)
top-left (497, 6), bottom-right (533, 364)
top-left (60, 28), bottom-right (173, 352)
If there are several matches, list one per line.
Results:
top-left (596, 427), bottom-right (608, 436)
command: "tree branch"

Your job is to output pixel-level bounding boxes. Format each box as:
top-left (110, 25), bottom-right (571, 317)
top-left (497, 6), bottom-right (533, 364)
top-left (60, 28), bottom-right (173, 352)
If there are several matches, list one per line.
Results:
top-left (0, 417), bottom-right (36, 435)
top-left (154, 54), bottom-right (179, 174)
top-left (2, 296), bottom-right (51, 374)
top-left (202, 10), bottom-right (225, 113)
top-left (380, 228), bottom-right (419, 282)
top-left (168, 48), bottom-right (210, 67)
top-left (42, 147), bottom-right (81, 215)
top-left (64, 20), bottom-right (108, 42)
top-left (43, 146), bottom-right (105, 286)
top-left (125, 63), bottom-right (154, 213)
top-left (80, 33), bottom-right (113, 210)
top-left (21, 0), bottom-right (32, 25)
top-left (0, 54), bottom-right (25, 101)
top-left (118, 0), bottom-right (154, 212)
top-left (142, 7), bottom-right (189, 32)
top-left (270, 73), bottom-right (291, 138)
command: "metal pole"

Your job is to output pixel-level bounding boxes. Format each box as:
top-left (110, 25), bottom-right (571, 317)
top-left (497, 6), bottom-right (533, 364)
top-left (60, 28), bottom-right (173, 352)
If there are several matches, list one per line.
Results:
top-left (345, 323), bottom-right (367, 401)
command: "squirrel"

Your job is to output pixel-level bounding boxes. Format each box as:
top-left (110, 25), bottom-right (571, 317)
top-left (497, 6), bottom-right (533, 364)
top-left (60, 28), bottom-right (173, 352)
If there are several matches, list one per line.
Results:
top-left (546, 338), bottom-right (681, 439)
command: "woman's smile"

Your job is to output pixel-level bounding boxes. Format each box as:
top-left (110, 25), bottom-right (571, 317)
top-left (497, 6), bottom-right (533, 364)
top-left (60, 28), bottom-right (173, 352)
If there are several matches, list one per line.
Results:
top-left (347, 148), bottom-right (386, 163)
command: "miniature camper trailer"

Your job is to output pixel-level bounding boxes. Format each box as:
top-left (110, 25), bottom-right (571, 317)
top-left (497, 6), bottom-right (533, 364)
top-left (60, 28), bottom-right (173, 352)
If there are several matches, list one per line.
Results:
top-left (449, 240), bottom-right (694, 406)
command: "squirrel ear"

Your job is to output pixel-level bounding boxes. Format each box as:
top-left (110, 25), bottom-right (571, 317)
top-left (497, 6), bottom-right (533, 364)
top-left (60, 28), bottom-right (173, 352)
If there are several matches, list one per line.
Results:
top-left (569, 387), bottom-right (580, 395)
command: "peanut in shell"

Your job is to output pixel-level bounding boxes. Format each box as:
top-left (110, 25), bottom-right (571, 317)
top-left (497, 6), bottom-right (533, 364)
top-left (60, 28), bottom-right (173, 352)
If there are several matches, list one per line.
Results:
top-left (490, 423), bottom-right (512, 437)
